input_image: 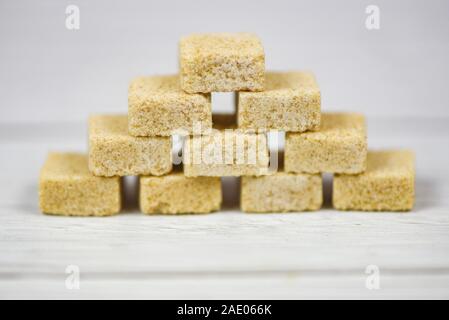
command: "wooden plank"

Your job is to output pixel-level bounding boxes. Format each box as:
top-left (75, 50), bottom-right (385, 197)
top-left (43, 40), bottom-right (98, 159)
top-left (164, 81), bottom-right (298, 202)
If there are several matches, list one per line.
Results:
top-left (1, 274), bottom-right (449, 299)
top-left (1, 206), bottom-right (449, 274)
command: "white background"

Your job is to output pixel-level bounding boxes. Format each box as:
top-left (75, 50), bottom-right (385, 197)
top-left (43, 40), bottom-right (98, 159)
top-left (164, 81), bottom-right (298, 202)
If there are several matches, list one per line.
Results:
top-left (0, 0), bottom-right (448, 122)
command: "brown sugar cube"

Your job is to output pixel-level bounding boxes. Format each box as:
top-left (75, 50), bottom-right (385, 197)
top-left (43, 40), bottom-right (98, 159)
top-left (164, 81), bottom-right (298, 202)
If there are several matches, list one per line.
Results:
top-left (333, 150), bottom-right (415, 211)
top-left (179, 33), bottom-right (265, 93)
top-left (140, 171), bottom-right (221, 215)
top-left (241, 171), bottom-right (322, 213)
top-left (285, 112), bottom-right (367, 174)
top-left (39, 152), bottom-right (121, 216)
top-left (183, 114), bottom-right (270, 177)
top-left (89, 114), bottom-right (172, 177)
top-left (238, 71), bottom-right (321, 132)
top-left (128, 75), bottom-right (212, 136)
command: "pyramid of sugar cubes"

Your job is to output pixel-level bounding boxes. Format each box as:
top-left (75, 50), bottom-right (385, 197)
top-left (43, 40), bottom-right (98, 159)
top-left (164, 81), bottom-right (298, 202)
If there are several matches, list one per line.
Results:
top-left (39, 33), bottom-right (415, 216)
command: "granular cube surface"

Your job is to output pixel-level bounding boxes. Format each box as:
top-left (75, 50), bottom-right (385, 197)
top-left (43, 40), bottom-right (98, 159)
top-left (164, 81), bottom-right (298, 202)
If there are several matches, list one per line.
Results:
top-left (241, 171), bottom-right (322, 213)
top-left (39, 152), bottom-right (121, 216)
top-left (140, 171), bottom-right (221, 214)
top-left (238, 71), bottom-right (321, 132)
top-left (183, 114), bottom-right (270, 177)
top-left (89, 114), bottom-right (172, 177)
top-left (128, 75), bottom-right (212, 136)
top-left (333, 150), bottom-right (415, 211)
top-left (179, 33), bottom-right (265, 93)
top-left (285, 112), bottom-right (367, 174)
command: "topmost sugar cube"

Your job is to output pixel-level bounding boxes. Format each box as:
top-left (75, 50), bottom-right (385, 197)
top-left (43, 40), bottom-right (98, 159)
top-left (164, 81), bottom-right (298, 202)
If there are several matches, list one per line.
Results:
top-left (179, 33), bottom-right (265, 93)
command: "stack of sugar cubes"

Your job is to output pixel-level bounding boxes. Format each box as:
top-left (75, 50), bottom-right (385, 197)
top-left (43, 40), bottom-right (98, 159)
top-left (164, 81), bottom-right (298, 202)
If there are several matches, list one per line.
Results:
top-left (39, 33), bottom-right (415, 216)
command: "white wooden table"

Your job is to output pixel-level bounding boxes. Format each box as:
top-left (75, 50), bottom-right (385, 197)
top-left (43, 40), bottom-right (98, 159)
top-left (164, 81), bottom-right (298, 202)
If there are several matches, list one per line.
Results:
top-left (1, 117), bottom-right (448, 299)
